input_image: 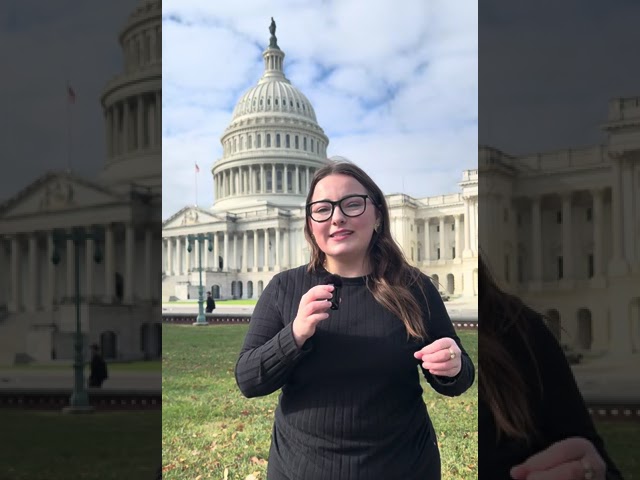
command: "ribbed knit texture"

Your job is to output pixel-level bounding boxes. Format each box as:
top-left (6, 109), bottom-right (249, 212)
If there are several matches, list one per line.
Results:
top-left (478, 310), bottom-right (623, 479)
top-left (235, 265), bottom-right (475, 480)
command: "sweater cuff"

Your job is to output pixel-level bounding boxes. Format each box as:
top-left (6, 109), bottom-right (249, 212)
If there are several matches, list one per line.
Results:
top-left (277, 322), bottom-right (313, 362)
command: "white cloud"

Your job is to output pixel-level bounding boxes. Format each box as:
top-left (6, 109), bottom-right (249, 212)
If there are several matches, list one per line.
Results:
top-left (162, 0), bottom-right (478, 219)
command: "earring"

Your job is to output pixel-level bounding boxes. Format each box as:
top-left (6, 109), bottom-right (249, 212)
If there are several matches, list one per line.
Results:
top-left (374, 222), bottom-right (380, 232)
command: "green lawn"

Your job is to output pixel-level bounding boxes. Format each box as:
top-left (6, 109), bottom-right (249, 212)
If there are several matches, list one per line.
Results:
top-left (594, 420), bottom-right (640, 478)
top-left (162, 324), bottom-right (478, 479)
top-left (0, 360), bottom-right (161, 372)
top-left (0, 411), bottom-right (161, 480)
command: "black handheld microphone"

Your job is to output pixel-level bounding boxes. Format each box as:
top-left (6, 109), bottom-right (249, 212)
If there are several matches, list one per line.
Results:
top-left (323, 274), bottom-right (343, 310)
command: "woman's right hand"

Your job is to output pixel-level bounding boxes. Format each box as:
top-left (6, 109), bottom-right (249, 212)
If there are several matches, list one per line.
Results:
top-left (292, 284), bottom-right (334, 348)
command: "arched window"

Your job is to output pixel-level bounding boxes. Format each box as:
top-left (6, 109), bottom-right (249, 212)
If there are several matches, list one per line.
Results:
top-left (266, 134), bottom-right (271, 147)
top-left (276, 134), bottom-right (281, 147)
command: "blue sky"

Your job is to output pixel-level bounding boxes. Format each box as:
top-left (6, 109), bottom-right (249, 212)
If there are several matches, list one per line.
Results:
top-left (162, 0), bottom-right (478, 219)
top-left (0, 0), bottom-right (133, 201)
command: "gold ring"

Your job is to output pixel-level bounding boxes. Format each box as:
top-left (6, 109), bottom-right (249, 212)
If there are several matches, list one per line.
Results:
top-left (449, 347), bottom-right (456, 360)
top-left (581, 458), bottom-right (594, 480)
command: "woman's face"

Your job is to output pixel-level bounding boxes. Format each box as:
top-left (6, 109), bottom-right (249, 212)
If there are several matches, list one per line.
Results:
top-left (308, 174), bottom-right (379, 271)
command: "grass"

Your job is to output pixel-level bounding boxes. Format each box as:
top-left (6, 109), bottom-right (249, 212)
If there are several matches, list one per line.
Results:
top-left (162, 324), bottom-right (478, 480)
top-left (594, 420), bottom-right (640, 478)
top-left (0, 360), bottom-right (161, 372)
top-left (0, 411), bottom-right (161, 480)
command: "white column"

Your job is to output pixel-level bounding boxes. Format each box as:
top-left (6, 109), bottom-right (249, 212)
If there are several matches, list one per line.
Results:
top-left (9, 237), bottom-right (19, 311)
top-left (155, 92), bottom-right (161, 148)
top-left (242, 232), bottom-right (248, 272)
top-left (283, 229), bottom-right (290, 268)
top-left (275, 228), bottom-right (281, 271)
top-left (609, 157), bottom-right (628, 274)
top-left (561, 193), bottom-right (573, 282)
top-left (622, 158), bottom-right (635, 264)
top-left (167, 237), bottom-right (173, 275)
top-left (253, 230), bottom-right (259, 272)
top-left (439, 217), bottom-right (445, 261)
top-left (463, 198), bottom-right (472, 257)
top-left (283, 165), bottom-right (288, 193)
top-left (85, 236), bottom-right (94, 301)
top-left (260, 165), bottom-right (265, 193)
top-left (264, 228), bottom-right (270, 271)
top-left (531, 197), bottom-right (543, 284)
top-left (145, 229), bottom-right (153, 300)
top-left (213, 233), bottom-right (219, 271)
top-left (124, 224), bottom-right (134, 303)
top-left (223, 232), bottom-right (229, 272)
top-left (592, 189), bottom-right (604, 278)
top-left (122, 100), bottom-right (129, 153)
top-left (474, 200), bottom-right (479, 253)
top-left (47, 233), bottom-right (55, 310)
top-left (306, 167), bottom-right (310, 192)
top-left (28, 235), bottom-right (38, 311)
top-left (423, 220), bottom-right (431, 263)
top-left (149, 95), bottom-right (156, 147)
top-left (233, 233), bottom-right (238, 271)
top-left (104, 225), bottom-right (114, 303)
top-left (295, 165), bottom-right (300, 194)
top-left (137, 95), bottom-right (144, 149)
top-left (272, 164), bottom-right (276, 193)
top-left (185, 236), bottom-right (191, 274)
top-left (454, 214), bottom-right (461, 260)
top-left (175, 237), bottom-right (181, 274)
top-left (203, 236), bottom-right (209, 270)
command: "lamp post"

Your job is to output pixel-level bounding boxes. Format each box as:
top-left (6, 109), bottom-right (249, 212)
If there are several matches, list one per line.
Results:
top-left (186, 233), bottom-right (213, 325)
top-left (52, 226), bottom-right (103, 413)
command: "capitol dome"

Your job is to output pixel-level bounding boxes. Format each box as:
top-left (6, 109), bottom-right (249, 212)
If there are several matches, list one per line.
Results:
top-left (212, 19), bottom-right (329, 211)
top-left (99, 0), bottom-right (161, 194)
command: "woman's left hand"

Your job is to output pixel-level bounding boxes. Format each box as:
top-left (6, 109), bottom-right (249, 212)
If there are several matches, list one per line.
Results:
top-left (510, 437), bottom-right (606, 480)
top-left (413, 337), bottom-right (461, 377)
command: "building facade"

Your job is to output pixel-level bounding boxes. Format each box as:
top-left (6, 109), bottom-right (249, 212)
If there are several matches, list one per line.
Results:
top-left (0, 0), bottom-right (162, 364)
top-left (480, 97), bottom-right (640, 358)
top-left (162, 24), bottom-right (480, 303)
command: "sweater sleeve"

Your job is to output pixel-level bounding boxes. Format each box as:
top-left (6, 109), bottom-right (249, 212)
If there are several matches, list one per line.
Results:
top-left (235, 274), bottom-right (312, 398)
top-left (418, 276), bottom-right (475, 397)
top-left (528, 314), bottom-right (623, 480)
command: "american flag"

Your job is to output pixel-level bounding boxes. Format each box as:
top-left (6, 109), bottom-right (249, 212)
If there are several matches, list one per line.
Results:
top-left (195, 163), bottom-right (200, 173)
top-left (67, 86), bottom-right (76, 104)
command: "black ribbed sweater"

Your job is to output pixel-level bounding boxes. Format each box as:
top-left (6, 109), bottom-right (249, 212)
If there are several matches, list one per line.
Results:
top-left (235, 265), bottom-right (475, 480)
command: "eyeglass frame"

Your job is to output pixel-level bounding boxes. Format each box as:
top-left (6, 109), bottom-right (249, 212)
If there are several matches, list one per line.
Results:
top-left (306, 194), bottom-right (375, 223)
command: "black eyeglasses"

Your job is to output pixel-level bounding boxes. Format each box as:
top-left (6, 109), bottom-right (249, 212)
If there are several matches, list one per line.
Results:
top-left (306, 194), bottom-right (371, 223)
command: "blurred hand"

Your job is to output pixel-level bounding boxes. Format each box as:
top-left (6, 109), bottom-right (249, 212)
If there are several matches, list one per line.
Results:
top-left (413, 337), bottom-right (461, 377)
top-left (510, 437), bottom-right (606, 480)
top-left (291, 284), bottom-right (334, 348)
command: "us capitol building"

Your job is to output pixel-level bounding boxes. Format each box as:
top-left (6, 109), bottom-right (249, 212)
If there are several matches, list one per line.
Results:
top-left (162, 22), bottom-right (481, 304)
top-left (0, 0), bottom-right (162, 364)
top-left (481, 98), bottom-right (640, 359)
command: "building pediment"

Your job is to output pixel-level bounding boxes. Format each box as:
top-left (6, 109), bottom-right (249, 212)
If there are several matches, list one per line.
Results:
top-left (162, 206), bottom-right (228, 229)
top-left (0, 172), bottom-right (123, 219)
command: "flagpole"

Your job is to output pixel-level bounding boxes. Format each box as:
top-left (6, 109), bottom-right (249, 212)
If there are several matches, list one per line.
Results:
top-left (195, 163), bottom-right (198, 207)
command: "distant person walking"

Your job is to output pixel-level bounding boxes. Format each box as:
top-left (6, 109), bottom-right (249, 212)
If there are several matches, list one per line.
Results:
top-left (205, 291), bottom-right (216, 313)
top-left (88, 343), bottom-right (108, 388)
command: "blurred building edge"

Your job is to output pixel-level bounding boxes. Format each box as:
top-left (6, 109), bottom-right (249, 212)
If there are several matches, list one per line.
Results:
top-left (161, 21), bottom-right (479, 304)
top-left (479, 96), bottom-right (640, 362)
top-left (0, 0), bottom-right (162, 365)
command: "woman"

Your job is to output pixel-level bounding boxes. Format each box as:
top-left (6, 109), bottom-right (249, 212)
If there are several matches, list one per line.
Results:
top-left (478, 256), bottom-right (623, 479)
top-left (235, 160), bottom-right (475, 479)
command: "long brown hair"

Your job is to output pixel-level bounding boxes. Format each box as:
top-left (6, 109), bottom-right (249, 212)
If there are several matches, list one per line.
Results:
top-left (479, 255), bottom-right (541, 442)
top-left (304, 159), bottom-right (428, 340)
